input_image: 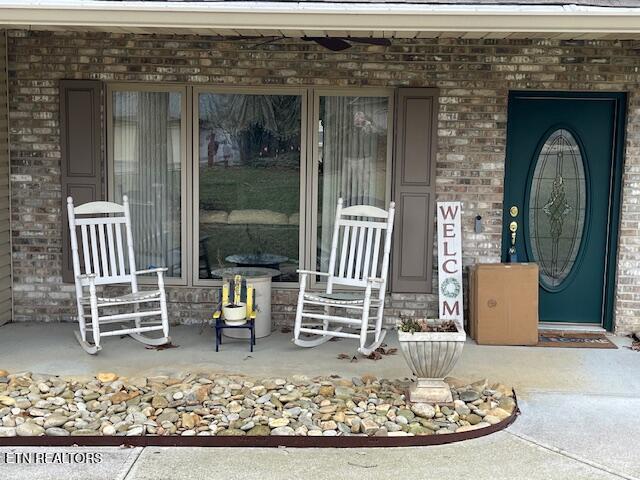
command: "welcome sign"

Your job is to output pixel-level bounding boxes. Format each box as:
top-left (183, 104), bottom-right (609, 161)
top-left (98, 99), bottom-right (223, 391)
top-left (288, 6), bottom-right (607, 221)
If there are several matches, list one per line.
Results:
top-left (437, 201), bottom-right (463, 325)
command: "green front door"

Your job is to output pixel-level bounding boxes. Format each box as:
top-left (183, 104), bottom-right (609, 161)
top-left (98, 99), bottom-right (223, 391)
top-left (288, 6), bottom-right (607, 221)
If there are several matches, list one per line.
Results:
top-left (502, 92), bottom-right (626, 328)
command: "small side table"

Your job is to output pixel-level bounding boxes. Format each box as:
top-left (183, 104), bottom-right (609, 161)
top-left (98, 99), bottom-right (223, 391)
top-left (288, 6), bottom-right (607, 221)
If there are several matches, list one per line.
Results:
top-left (215, 317), bottom-right (255, 352)
top-left (211, 267), bottom-right (280, 340)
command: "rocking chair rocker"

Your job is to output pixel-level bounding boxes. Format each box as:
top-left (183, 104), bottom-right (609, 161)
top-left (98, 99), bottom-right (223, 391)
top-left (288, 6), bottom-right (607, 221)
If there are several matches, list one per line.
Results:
top-left (293, 198), bottom-right (395, 355)
top-left (66, 196), bottom-right (171, 354)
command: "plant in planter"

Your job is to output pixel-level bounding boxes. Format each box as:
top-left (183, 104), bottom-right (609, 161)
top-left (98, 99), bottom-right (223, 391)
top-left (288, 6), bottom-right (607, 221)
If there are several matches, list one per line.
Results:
top-left (397, 316), bottom-right (466, 404)
top-left (222, 275), bottom-right (248, 325)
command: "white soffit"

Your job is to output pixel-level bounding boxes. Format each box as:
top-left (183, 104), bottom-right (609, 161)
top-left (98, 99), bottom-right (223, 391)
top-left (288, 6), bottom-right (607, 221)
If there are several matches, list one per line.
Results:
top-left (0, 1), bottom-right (639, 39)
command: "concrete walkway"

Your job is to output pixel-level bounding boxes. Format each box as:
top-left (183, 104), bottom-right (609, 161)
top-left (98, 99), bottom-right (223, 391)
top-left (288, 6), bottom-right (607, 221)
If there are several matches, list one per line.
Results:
top-left (1, 323), bottom-right (639, 480)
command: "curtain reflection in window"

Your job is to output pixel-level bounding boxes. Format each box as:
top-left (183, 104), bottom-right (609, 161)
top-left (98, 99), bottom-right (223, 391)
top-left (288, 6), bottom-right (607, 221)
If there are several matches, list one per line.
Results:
top-left (317, 96), bottom-right (389, 272)
top-left (112, 91), bottom-right (183, 277)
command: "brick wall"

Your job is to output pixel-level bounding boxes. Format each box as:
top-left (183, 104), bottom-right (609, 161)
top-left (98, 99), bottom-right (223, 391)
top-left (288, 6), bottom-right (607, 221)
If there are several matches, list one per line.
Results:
top-left (6, 30), bottom-right (640, 332)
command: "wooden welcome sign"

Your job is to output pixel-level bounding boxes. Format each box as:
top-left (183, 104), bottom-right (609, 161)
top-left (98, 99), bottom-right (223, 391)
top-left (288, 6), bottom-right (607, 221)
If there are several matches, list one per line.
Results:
top-left (437, 202), bottom-right (463, 325)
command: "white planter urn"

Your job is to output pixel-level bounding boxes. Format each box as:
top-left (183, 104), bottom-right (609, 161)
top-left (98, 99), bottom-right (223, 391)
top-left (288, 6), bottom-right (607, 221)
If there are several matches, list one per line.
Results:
top-left (222, 303), bottom-right (247, 325)
top-left (398, 321), bottom-right (466, 404)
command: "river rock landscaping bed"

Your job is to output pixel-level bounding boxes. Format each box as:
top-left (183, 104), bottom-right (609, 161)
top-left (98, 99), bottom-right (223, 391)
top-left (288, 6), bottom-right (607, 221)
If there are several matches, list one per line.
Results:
top-left (0, 369), bottom-right (516, 438)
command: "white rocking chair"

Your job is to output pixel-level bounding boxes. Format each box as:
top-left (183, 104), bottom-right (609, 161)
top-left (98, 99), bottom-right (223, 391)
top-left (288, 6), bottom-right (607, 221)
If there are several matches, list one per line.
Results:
top-left (293, 198), bottom-right (395, 355)
top-left (66, 196), bottom-right (170, 354)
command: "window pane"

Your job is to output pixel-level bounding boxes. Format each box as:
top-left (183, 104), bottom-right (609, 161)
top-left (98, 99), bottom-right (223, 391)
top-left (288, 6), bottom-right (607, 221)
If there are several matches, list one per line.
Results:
top-left (529, 128), bottom-right (586, 289)
top-left (112, 91), bottom-right (183, 278)
top-left (317, 96), bottom-right (389, 271)
top-left (198, 93), bottom-right (302, 282)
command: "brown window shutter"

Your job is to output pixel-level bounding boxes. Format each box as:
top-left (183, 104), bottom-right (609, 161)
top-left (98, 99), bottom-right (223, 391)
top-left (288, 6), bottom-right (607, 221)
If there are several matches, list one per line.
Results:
top-left (391, 88), bottom-right (438, 293)
top-left (60, 80), bottom-right (103, 283)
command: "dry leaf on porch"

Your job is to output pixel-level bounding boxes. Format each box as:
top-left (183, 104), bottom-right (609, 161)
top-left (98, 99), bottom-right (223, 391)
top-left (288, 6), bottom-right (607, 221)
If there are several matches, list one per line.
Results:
top-left (627, 333), bottom-right (640, 351)
top-left (337, 353), bottom-right (358, 363)
top-left (378, 346), bottom-right (398, 356)
top-left (144, 342), bottom-right (179, 351)
top-left (366, 350), bottom-right (383, 361)
top-left (280, 327), bottom-right (292, 334)
top-left (364, 344), bottom-right (397, 360)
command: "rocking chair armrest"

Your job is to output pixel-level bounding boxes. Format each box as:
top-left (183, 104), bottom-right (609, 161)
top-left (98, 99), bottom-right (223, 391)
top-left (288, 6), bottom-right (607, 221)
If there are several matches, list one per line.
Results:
top-left (135, 267), bottom-right (168, 276)
top-left (296, 269), bottom-right (330, 277)
top-left (77, 273), bottom-right (96, 283)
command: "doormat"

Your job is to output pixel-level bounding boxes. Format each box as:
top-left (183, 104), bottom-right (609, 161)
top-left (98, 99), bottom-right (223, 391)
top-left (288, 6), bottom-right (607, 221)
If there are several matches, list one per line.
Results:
top-left (536, 331), bottom-right (617, 349)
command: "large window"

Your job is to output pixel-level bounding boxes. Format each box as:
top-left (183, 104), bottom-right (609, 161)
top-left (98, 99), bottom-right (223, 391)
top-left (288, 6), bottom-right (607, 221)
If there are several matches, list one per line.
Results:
top-left (109, 87), bottom-right (186, 282)
top-left (196, 91), bottom-right (303, 282)
top-left (107, 86), bottom-right (392, 287)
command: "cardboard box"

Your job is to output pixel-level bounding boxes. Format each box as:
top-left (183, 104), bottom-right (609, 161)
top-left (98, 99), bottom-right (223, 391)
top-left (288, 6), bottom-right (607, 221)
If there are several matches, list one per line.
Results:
top-left (469, 263), bottom-right (539, 346)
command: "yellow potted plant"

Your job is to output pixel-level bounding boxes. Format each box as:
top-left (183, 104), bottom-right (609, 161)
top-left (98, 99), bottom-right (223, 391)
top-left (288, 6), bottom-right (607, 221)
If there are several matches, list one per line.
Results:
top-left (222, 275), bottom-right (248, 325)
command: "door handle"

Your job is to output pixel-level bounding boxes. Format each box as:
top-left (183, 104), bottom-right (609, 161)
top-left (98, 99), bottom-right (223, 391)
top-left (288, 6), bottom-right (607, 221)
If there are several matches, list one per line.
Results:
top-left (509, 221), bottom-right (518, 247)
top-left (508, 205), bottom-right (519, 262)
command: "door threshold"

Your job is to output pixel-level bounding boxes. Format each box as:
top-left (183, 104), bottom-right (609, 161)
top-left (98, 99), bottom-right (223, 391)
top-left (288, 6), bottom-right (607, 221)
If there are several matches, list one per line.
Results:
top-left (538, 322), bottom-right (606, 333)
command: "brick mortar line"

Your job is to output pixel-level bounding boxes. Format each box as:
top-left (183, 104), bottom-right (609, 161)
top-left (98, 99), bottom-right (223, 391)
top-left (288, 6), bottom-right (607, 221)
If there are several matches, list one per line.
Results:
top-left (506, 430), bottom-right (640, 480)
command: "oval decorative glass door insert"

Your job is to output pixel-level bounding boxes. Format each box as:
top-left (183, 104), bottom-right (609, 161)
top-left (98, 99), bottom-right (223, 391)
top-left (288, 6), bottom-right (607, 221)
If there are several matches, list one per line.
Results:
top-left (528, 128), bottom-right (586, 290)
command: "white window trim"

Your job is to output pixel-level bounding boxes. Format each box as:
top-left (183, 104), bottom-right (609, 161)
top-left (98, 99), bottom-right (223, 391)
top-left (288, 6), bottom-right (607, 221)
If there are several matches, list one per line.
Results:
top-left (106, 83), bottom-right (190, 286)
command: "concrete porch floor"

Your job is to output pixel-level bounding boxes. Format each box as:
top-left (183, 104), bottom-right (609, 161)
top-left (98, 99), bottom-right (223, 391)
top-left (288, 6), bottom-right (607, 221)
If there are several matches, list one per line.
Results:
top-left (1, 323), bottom-right (639, 480)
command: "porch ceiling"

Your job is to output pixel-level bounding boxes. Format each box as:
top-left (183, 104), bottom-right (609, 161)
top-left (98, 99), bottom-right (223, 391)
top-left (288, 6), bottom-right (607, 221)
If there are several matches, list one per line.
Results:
top-left (1, 1), bottom-right (640, 40)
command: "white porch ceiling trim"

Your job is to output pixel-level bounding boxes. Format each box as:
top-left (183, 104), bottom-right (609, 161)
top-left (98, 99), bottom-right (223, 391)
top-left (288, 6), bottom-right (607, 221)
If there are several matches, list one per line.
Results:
top-left (0, 1), bottom-right (640, 36)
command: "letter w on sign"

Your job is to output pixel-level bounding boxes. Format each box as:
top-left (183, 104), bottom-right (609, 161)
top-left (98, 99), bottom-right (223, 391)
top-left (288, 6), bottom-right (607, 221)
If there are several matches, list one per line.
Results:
top-left (437, 202), bottom-right (464, 328)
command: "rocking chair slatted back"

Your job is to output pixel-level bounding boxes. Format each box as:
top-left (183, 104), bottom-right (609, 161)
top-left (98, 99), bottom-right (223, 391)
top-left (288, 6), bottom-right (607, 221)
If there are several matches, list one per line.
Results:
top-left (66, 195), bottom-right (170, 354)
top-left (327, 198), bottom-right (395, 292)
top-left (67, 195), bottom-right (138, 289)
